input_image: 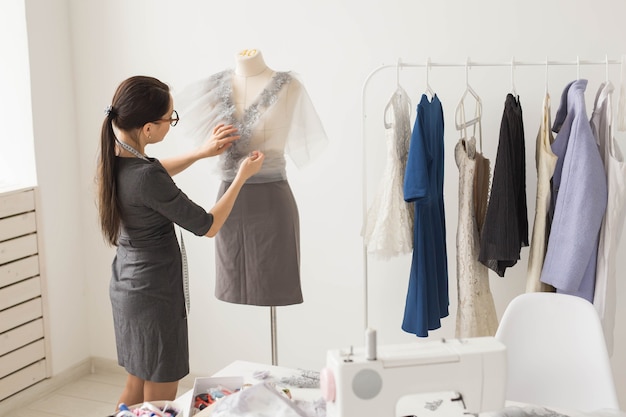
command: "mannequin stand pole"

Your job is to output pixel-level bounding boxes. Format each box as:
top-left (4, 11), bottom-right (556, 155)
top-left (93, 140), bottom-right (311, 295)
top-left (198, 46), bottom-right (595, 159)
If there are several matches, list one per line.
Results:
top-left (270, 306), bottom-right (278, 365)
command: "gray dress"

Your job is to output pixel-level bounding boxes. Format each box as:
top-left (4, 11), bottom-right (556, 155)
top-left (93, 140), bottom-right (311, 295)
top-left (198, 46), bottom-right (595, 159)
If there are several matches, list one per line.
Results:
top-left (110, 157), bottom-right (213, 382)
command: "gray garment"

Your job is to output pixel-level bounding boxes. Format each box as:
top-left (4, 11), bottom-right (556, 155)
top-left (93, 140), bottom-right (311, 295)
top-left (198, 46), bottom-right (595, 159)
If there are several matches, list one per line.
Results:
top-left (110, 157), bottom-right (213, 382)
top-left (215, 180), bottom-right (302, 306)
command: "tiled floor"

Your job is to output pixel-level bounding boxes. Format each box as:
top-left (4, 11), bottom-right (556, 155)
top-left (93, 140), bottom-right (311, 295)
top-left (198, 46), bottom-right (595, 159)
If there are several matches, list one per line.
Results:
top-left (7, 369), bottom-right (192, 417)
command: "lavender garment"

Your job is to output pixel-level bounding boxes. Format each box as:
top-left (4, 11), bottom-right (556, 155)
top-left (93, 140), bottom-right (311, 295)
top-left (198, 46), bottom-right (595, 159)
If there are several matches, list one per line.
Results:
top-left (540, 80), bottom-right (608, 301)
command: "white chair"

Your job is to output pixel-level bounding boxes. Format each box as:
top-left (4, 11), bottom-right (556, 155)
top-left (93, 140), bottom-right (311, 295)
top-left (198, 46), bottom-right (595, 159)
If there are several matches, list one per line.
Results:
top-left (495, 292), bottom-right (620, 412)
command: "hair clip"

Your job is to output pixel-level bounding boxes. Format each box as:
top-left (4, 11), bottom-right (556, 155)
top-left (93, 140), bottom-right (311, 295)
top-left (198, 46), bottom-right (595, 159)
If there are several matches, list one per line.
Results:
top-left (104, 105), bottom-right (114, 117)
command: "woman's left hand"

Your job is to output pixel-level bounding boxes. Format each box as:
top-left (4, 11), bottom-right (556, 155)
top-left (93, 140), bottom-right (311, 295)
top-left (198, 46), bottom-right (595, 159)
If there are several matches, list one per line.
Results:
top-left (200, 123), bottom-right (240, 158)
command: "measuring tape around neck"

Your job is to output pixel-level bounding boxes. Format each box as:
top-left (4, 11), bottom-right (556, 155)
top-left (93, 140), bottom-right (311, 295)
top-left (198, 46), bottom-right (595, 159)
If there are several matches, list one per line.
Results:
top-left (115, 138), bottom-right (149, 161)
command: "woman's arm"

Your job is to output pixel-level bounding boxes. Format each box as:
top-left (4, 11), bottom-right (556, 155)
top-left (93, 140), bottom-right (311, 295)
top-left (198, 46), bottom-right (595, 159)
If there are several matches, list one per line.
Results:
top-left (161, 124), bottom-right (239, 176)
top-left (205, 151), bottom-right (265, 237)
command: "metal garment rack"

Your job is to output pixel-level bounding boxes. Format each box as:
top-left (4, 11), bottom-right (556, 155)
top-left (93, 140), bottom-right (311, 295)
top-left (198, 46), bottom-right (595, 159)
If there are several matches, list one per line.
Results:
top-left (360, 56), bottom-right (624, 331)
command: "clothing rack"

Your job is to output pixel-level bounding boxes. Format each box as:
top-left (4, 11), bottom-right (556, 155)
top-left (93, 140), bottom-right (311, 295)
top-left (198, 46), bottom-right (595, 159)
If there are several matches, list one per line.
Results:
top-left (360, 56), bottom-right (625, 331)
top-left (368, 57), bottom-right (622, 71)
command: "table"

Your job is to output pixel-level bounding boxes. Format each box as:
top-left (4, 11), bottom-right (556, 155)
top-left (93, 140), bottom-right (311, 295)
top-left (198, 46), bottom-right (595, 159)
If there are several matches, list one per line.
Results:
top-left (174, 361), bottom-right (626, 417)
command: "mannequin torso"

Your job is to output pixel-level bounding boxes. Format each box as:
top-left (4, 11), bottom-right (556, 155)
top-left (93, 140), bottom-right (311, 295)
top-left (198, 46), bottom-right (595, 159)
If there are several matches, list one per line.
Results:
top-left (233, 49), bottom-right (276, 115)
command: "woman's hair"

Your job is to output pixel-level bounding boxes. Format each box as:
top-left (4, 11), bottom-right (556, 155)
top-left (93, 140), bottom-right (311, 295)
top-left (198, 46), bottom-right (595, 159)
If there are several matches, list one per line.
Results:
top-left (97, 75), bottom-right (171, 246)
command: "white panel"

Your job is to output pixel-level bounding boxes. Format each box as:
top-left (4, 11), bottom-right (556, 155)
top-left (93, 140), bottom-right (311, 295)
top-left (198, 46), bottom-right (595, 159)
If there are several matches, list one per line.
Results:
top-left (0, 190), bottom-right (34, 219)
top-left (0, 234), bottom-right (38, 265)
top-left (0, 188), bottom-right (47, 400)
top-left (0, 339), bottom-right (45, 379)
top-left (0, 319), bottom-right (44, 356)
top-left (0, 276), bottom-right (41, 310)
top-left (0, 360), bottom-right (46, 401)
top-left (0, 212), bottom-right (37, 242)
top-left (0, 255), bottom-right (39, 288)
top-left (0, 298), bottom-right (42, 334)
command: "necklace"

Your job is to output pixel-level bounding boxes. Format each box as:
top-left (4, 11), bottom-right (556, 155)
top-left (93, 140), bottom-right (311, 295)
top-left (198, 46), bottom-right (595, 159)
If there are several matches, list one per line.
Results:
top-left (115, 138), bottom-right (149, 161)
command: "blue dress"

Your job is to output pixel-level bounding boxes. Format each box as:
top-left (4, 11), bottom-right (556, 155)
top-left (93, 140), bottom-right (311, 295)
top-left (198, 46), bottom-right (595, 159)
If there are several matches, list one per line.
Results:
top-left (402, 94), bottom-right (449, 337)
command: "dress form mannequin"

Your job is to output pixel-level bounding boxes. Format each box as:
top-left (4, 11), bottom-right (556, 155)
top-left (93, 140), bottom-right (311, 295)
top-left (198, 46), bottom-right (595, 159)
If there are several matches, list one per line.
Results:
top-left (176, 49), bottom-right (328, 366)
top-left (235, 49), bottom-right (283, 365)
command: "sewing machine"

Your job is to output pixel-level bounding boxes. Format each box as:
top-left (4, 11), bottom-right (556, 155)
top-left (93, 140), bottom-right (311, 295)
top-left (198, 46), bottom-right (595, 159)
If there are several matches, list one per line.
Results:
top-left (320, 331), bottom-right (507, 416)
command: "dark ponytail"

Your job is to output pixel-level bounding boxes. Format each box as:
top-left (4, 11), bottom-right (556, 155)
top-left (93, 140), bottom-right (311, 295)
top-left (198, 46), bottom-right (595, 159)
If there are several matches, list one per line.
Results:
top-left (96, 76), bottom-right (170, 246)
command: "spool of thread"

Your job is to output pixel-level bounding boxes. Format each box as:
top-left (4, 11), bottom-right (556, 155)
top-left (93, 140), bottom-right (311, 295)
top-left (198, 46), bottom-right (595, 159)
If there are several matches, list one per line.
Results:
top-left (115, 403), bottom-right (134, 417)
top-left (365, 327), bottom-right (377, 360)
top-left (141, 402), bottom-right (165, 417)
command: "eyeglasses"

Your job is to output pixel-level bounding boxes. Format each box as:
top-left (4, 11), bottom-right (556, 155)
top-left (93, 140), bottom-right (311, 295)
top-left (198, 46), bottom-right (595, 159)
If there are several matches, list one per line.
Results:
top-left (155, 110), bottom-right (179, 127)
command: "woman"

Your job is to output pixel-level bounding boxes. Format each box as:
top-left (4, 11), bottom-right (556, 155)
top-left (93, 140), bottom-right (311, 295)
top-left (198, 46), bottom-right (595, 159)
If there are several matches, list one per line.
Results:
top-left (96, 75), bottom-right (264, 407)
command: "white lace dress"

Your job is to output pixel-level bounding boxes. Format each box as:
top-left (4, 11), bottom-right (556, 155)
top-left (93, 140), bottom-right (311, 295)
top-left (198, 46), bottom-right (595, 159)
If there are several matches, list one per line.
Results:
top-left (455, 136), bottom-right (498, 338)
top-left (362, 87), bottom-right (413, 259)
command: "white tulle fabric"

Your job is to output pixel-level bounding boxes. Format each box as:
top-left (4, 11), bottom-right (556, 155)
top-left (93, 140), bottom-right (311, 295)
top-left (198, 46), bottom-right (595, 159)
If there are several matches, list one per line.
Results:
top-left (454, 136), bottom-right (499, 338)
top-left (362, 87), bottom-right (414, 260)
top-left (211, 382), bottom-right (308, 417)
top-left (175, 70), bottom-right (327, 184)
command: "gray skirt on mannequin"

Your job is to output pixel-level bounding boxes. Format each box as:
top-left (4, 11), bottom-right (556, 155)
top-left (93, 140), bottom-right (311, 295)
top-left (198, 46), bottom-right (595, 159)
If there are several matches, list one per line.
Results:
top-left (215, 180), bottom-right (303, 306)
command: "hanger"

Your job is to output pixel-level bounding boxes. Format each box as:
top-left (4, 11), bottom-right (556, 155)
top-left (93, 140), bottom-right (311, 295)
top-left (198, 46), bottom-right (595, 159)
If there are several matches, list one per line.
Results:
top-left (455, 58), bottom-right (483, 151)
top-left (605, 54), bottom-right (609, 83)
top-left (577, 55), bottom-right (580, 80)
top-left (455, 58), bottom-right (482, 131)
top-left (511, 56), bottom-right (518, 98)
top-left (425, 57), bottom-right (435, 99)
top-left (384, 58), bottom-right (411, 128)
top-left (543, 57), bottom-right (551, 138)
top-left (545, 56), bottom-right (549, 95)
top-left (396, 57), bottom-right (401, 87)
top-left (384, 58), bottom-right (402, 121)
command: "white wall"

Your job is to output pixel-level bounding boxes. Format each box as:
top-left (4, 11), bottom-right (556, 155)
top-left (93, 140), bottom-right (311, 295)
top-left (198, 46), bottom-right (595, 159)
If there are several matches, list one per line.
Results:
top-left (24, 0), bottom-right (626, 407)
top-left (24, 0), bottom-right (91, 374)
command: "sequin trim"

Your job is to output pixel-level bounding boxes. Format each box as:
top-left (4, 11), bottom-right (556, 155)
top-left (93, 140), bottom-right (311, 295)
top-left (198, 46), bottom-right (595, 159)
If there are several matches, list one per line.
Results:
top-left (209, 69), bottom-right (293, 173)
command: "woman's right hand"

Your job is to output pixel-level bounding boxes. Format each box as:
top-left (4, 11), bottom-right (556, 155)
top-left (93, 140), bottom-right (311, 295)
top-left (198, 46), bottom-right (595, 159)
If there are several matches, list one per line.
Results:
top-left (198, 123), bottom-right (240, 158)
top-left (236, 150), bottom-right (265, 181)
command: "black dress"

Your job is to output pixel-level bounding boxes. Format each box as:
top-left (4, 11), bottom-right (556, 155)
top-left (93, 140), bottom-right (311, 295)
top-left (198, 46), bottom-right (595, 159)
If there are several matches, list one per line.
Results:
top-left (478, 94), bottom-right (529, 277)
top-left (110, 157), bottom-right (213, 382)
